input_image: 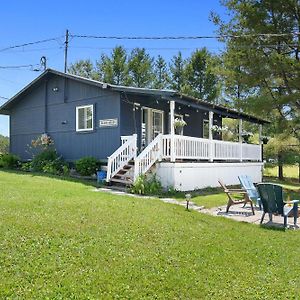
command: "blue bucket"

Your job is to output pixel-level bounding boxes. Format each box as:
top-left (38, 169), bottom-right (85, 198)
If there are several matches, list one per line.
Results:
top-left (97, 170), bottom-right (107, 183)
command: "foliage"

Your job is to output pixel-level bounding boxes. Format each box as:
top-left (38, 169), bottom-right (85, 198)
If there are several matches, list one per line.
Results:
top-left (213, 0), bottom-right (300, 140)
top-left (20, 162), bottom-right (32, 172)
top-left (182, 48), bottom-right (220, 102)
top-left (173, 118), bottom-right (187, 128)
top-left (68, 59), bottom-right (98, 80)
top-left (169, 51), bottom-right (186, 92)
top-left (131, 174), bottom-right (163, 195)
top-left (75, 156), bottom-right (100, 176)
top-left (0, 134), bottom-right (9, 154)
top-left (0, 153), bottom-right (20, 169)
top-left (96, 46), bottom-right (129, 85)
top-left (67, 46), bottom-right (220, 101)
top-left (0, 171), bottom-right (300, 298)
top-left (128, 48), bottom-right (154, 87)
top-left (153, 55), bottom-right (170, 89)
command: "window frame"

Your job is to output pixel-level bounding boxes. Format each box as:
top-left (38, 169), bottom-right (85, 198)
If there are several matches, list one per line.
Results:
top-left (76, 104), bottom-right (94, 132)
top-left (203, 119), bottom-right (209, 139)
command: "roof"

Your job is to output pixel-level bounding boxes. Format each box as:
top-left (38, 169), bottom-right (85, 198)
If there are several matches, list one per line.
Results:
top-left (0, 68), bottom-right (269, 124)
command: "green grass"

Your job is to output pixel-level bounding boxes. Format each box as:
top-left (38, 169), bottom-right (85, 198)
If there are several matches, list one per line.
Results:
top-left (264, 164), bottom-right (299, 179)
top-left (1, 171), bottom-right (300, 299)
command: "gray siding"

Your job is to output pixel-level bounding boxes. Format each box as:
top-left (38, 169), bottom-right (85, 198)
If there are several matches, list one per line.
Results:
top-left (10, 74), bottom-right (121, 161)
top-left (120, 94), bottom-right (222, 148)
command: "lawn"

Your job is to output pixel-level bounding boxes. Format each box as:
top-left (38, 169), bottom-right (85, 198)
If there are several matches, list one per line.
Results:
top-left (1, 171), bottom-right (300, 299)
top-left (264, 164), bottom-right (299, 180)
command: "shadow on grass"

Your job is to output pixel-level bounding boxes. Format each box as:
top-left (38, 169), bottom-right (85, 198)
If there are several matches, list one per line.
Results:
top-left (0, 169), bottom-right (104, 189)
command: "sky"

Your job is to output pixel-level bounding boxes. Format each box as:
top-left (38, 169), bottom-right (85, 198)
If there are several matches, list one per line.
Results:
top-left (0, 0), bottom-right (228, 136)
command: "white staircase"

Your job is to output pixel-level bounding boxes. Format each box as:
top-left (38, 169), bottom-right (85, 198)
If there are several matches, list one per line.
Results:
top-left (106, 134), bottom-right (163, 186)
top-left (106, 134), bottom-right (137, 185)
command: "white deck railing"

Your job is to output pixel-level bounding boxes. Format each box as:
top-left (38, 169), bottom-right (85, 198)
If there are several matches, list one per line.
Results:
top-left (134, 134), bottom-right (162, 181)
top-left (161, 135), bottom-right (261, 162)
top-left (106, 134), bottom-right (137, 182)
top-left (107, 134), bottom-right (261, 182)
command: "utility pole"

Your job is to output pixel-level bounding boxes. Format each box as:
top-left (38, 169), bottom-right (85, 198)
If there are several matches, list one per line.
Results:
top-left (64, 29), bottom-right (69, 73)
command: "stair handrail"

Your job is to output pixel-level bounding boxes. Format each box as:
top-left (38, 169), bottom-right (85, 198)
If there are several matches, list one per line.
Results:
top-left (106, 134), bottom-right (137, 182)
top-left (134, 134), bottom-right (162, 181)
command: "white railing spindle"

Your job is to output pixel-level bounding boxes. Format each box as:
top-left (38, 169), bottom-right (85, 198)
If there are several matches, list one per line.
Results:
top-left (106, 134), bottom-right (137, 182)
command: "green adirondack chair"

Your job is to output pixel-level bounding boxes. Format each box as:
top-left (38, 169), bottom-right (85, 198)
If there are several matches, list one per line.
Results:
top-left (256, 183), bottom-right (299, 228)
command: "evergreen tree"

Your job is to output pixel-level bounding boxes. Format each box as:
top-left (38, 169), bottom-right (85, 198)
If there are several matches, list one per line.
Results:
top-left (128, 48), bottom-right (154, 88)
top-left (213, 0), bottom-right (300, 140)
top-left (68, 59), bottom-right (97, 79)
top-left (96, 46), bottom-right (128, 85)
top-left (183, 48), bottom-right (219, 102)
top-left (169, 52), bottom-right (185, 91)
top-left (153, 55), bottom-right (169, 89)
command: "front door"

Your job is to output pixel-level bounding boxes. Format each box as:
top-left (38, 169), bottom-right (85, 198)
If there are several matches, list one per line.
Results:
top-left (141, 108), bottom-right (164, 148)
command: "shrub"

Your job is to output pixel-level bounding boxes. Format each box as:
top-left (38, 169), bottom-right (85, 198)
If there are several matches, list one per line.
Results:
top-left (0, 153), bottom-right (20, 169)
top-left (20, 162), bottom-right (33, 172)
top-left (131, 174), bottom-right (163, 195)
top-left (42, 159), bottom-right (69, 176)
top-left (75, 157), bottom-right (99, 176)
top-left (31, 149), bottom-right (59, 172)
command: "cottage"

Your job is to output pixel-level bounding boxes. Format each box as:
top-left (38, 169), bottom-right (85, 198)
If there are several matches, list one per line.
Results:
top-left (0, 69), bottom-right (269, 191)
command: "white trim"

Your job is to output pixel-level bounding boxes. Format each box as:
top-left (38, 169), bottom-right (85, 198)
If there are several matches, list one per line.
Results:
top-left (141, 106), bottom-right (164, 146)
top-left (76, 104), bottom-right (94, 132)
top-left (203, 119), bottom-right (209, 138)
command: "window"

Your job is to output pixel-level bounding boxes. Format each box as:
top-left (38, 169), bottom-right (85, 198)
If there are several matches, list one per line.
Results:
top-left (203, 120), bottom-right (209, 138)
top-left (76, 105), bottom-right (94, 132)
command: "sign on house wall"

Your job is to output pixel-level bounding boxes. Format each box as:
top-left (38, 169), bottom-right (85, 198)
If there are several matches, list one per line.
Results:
top-left (99, 118), bottom-right (118, 128)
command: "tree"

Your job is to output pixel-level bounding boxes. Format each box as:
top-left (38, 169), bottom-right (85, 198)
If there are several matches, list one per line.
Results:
top-left (96, 46), bottom-right (129, 85)
top-left (153, 55), bottom-right (169, 89)
top-left (169, 52), bottom-right (185, 91)
top-left (68, 59), bottom-right (97, 79)
top-left (183, 48), bottom-right (219, 102)
top-left (0, 134), bottom-right (9, 154)
top-left (213, 0), bottom-right (300, 139)
top-left (128, 48), bottom-right (154, 88)
top-left (264, 135), bottom-right (300, 180)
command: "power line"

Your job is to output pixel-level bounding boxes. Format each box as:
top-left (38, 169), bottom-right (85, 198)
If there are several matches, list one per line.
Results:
top-left (71, 32), bottom-right (300, 40)
top-left (0, 36), bottom-right (63, 53)
top-left (0, 95), bottom-right (9, 100)
top-left (0, 64), bottom-right (39, 69)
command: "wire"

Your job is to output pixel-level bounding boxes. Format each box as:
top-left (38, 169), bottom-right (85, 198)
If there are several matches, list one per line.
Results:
top-left (0, 95), bottom-right (9, 100)
top-left (71, 32), bottom-right (300, 40)
top-left (0, 37), bottom-right (63, 53)
top-left (0, 64), bottom-right (40, 69)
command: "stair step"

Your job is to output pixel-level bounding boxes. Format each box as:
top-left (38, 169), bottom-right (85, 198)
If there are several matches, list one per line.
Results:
top-left (110, 178), bottom-right (133, 185)
top-left (114, 174), bottom-right (132, 180)
top-left (123, 164), bottom-right (134, 169)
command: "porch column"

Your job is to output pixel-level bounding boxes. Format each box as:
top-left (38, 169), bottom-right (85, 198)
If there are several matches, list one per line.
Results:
top-left (239, 119), bottom-right (243, 162)
top-left (259, 124), bottom-right (263, 162)
top-left (208, 111), bottom-right (214, 162)
top-left (170, 100), bottom-right (176, 162)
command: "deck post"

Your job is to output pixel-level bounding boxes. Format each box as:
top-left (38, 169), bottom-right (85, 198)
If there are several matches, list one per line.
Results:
top-left (170, 101), bottom-right (176, 162)
top-left (239, 119), bottom-right (243, 162)
top-left (259, 124), bottom-right (263, 162)
top-left (209, 111), bottom-right (214, 162)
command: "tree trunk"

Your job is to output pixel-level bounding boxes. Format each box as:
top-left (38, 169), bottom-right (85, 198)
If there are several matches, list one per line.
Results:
top-left (298, 162), bottom-right (300, 183)
top-left (278, 152), bottom-right (284, 180)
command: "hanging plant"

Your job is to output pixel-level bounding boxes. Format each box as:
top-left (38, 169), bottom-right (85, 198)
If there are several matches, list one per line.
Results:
top-left (174, 118), bottom-right (187, 128)
top-left (241, 131), bottom-right (253, 142)
top-left (261, 136), bottom-right (270, 144)
top-left (211, 125), bottom-right (230, 133)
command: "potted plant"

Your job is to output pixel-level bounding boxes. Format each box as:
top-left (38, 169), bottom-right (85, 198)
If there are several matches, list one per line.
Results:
top-left (241, 131), bottom-right (253, 143)
top-left (261, 136), bottom-right (270, 144)
top-left (174, 118), bottom-right (187, 134)
top-left (211, 125), bottom-right (230, 134)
